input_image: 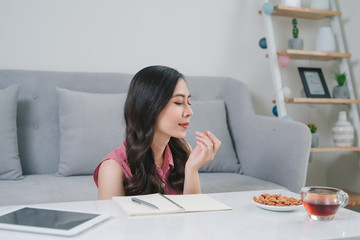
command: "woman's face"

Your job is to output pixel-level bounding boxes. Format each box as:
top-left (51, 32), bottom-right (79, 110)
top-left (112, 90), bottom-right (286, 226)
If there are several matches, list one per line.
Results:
top-left (155, 78), bottom-right (193, 140)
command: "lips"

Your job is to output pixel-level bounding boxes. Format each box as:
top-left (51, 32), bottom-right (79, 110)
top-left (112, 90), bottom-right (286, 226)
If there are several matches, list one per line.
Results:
top-left (179, 122), bottom-right (189, 129)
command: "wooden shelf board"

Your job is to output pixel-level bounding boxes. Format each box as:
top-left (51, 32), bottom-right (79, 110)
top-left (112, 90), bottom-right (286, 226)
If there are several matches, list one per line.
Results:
top-left (344, 189), bottom-right (360, 207)
top-left (311, 147), bottom-right (360, 152)
top-left (272, 5), bottom-right (342, 19)
top-left (277, 49), bottom-right (351, 61)
top-left (285, 98), bottom-right (360, 104)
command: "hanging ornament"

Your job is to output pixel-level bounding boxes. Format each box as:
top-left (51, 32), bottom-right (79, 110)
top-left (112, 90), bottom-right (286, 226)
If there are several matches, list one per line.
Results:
top-left (272, 105), bottom-right (278, 117)
top-left (259, 37), bottom-right (267, 49)
top-left (282, 86), bottom-right (292, 98)
top-left (262, 3), bottom-right (274, 15)
top-left (278, 55), bottom-right (290, 67)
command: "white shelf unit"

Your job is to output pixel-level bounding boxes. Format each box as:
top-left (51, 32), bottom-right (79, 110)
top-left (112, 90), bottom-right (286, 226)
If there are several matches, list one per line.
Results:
top-left (259, 0), bottom-right (360, 206)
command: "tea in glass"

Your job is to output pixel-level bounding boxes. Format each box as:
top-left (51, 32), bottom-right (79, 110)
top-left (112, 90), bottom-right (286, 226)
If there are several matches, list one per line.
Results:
top-left (301, 186), bottom-right (349, 220)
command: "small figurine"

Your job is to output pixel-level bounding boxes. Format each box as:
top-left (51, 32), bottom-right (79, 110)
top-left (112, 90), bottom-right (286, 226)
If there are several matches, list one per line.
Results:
top-left (292, 18), bottom-right (299, 39)
top-left (288, 18), bottom-right (304, 50)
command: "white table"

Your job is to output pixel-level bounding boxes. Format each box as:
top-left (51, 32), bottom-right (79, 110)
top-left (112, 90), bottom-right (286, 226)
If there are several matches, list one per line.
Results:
top-left (1, 189), bottom-right (360, 240)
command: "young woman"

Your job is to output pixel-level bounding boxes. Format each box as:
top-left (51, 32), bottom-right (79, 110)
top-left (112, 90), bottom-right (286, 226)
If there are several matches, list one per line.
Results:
top-left (93, 65), bottom-right (221, 199)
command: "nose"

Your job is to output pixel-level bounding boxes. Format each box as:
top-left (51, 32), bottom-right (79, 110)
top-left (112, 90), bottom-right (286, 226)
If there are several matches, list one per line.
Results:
top-left (184, 103), bottom-right (193, 118)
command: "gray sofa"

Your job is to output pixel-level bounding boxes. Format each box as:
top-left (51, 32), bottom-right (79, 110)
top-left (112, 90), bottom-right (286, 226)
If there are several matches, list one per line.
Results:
top-left (0, 70), bottom-right (311, 206)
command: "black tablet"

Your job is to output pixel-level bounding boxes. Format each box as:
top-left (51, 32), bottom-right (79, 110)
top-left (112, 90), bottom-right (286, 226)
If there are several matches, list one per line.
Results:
top-left (0, 207), bottom-right (109, 236)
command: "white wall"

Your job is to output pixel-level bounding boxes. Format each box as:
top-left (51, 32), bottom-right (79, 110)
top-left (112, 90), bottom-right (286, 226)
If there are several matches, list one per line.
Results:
top-left (0, 0), bottom-right (359, 195)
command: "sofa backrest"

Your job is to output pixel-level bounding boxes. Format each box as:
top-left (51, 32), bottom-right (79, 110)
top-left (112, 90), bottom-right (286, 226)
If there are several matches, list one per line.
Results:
top-left (0, 70), bottom-right (254, 175)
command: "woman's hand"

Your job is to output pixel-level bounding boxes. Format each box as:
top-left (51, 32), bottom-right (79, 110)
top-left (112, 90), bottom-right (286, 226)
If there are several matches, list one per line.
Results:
top-left (183, 131), bottom-right (221, 194)
top-left (185, 130), bottom-right (221, 173)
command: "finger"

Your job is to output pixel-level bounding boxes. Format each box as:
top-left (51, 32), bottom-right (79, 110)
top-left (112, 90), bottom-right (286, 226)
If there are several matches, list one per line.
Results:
top-left (196, 135), bottom-right (214, 150)
top-left (204, 131), bottom-right (221, 149)
top-left (197, 137), bottom-right (216, 161)
top-left (196, 140), bottom-right (209, 152)
top-left (196, 131), bottom-right (214, 144)
top-left (204, 130), bottom-right (218, 143)
top-left (196, 140), bottom-right (213, 155)
top-left (196, 141), bottom-right (214, 163)
top-left (196, 131), bottom-right (207, 138)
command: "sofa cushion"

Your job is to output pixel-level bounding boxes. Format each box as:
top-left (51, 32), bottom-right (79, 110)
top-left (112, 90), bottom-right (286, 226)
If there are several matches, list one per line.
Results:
top-left (57, 88), bottom-right (127, 176)
top-left (0, 175), bottom-right (97, 206)
top-left (199, 173), bottom-right (285, 193)
top-left (0, 173), bottom-right (284, 206)
top-left (185, 100), bottom-right (240, 172)
top-left (0, 85), bottom-right (23, 180)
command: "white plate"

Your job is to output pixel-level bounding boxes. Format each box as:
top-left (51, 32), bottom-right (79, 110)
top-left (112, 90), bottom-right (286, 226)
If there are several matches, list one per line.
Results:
top-left (253, 200), bottom-right (303, 212)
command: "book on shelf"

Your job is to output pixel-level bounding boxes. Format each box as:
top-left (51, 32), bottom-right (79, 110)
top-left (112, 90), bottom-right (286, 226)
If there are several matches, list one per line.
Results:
top-left (112, 193), bottom-right (232, 216)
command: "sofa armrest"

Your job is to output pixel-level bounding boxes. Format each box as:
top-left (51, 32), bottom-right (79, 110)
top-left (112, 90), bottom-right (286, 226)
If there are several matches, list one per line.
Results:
top-left (233, 115), bottom-right (311, 193)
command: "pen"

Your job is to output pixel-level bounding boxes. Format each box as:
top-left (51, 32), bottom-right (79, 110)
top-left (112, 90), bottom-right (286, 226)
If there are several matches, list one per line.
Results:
top-left (161, 194), bottom-right (185, 210)
top-left (131, 197), bottom-right (159, 209)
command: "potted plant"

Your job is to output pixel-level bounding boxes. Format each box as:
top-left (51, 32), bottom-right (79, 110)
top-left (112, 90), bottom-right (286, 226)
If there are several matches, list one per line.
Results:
top-left (307, 123), bottom-right (319, 147)
top-left (333, 72), bottom-right (349, 99)
top-left (288, 18), bottom-right (303, 50)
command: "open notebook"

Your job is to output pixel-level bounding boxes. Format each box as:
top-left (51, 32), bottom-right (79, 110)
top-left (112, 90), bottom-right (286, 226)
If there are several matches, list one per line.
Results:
top-left (112, 193), bottom-right (232, 216)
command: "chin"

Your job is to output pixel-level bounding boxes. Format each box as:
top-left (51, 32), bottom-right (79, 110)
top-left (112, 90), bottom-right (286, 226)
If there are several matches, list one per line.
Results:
top-left (172, 131), bottom-right (187, 139)
top-left (172, 134), bottom-right (186, 139)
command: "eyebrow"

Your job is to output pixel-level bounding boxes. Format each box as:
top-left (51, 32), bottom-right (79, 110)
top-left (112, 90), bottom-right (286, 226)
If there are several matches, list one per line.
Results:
top-left (172, 93), bottom-right (191, 98)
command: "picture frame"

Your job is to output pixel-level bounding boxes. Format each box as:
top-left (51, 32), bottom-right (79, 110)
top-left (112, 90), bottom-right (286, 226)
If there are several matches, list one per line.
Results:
top-left (298, 67), bottom-right (331, 98)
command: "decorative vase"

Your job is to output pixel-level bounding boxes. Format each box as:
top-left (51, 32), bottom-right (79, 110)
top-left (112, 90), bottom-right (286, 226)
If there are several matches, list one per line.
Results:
top-left (311, 132), bottom-right (319, 147)
top-left (311, 0), bottom-right (330, 10)
top-left (281, 0), bottom-right (301, 7)
top-left (332, 111), bottom-right (354, 147)
top-left (315, 27), bottom-right (336, 52)
top-left (333, 85), bottom-right (349, 99)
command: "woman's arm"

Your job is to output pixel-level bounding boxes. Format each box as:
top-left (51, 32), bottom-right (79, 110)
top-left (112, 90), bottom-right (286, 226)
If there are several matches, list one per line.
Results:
top-left (183, 131), bottom-right (221, 194)
top-left (97, 159), bottom-right (126, 199)
top-left (183, 166), bottom-right (201, 194)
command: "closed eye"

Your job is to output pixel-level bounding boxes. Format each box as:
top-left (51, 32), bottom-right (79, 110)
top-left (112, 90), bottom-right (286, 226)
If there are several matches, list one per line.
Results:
top-left (174, 102), bottom-right (191, 106)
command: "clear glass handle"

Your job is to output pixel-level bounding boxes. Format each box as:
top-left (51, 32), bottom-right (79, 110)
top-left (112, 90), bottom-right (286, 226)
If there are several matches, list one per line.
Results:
top-left (337, 190), bottom-right (349, 207)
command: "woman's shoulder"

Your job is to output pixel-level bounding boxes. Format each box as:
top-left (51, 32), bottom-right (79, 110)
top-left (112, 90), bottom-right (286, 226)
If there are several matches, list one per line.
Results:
top-left (99, 158), bottom-right (122, 170)
top-left (107, 141), bottom-right (127, 162)
top-left (96, 141), bottom-right (132, 178)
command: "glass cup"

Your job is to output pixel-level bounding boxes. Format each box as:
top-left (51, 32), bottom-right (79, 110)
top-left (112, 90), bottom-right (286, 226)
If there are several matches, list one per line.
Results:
top-left (301, 186), bottom-right (349, 220)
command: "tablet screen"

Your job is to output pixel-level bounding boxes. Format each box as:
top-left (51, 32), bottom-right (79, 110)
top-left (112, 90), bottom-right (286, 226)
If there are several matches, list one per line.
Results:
top-left (0, 207), bottom-right (109, 236)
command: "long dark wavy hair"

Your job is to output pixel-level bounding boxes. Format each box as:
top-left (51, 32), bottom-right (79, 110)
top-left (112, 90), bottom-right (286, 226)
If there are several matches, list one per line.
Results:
top-left (123, 65), bottom-right (190, 195)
